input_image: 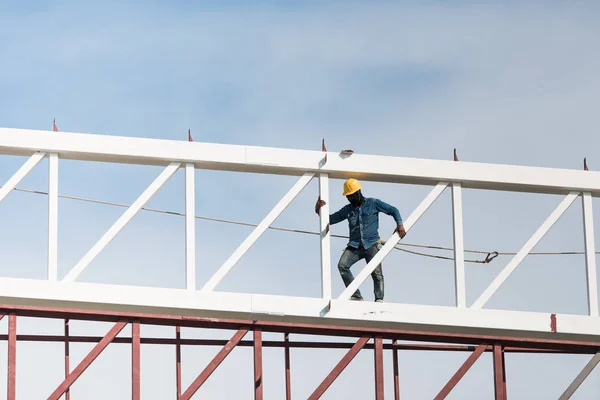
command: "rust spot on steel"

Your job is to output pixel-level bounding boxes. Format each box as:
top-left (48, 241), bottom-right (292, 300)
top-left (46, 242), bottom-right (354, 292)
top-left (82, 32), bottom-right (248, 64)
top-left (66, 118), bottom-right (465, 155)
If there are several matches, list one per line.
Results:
top-left (550, 314), bottom-right (557, 333)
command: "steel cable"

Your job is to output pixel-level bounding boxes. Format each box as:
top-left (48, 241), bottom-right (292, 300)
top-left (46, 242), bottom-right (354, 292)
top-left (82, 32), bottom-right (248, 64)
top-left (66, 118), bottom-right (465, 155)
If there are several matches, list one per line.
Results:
top-left (2, 185), bottom-right (596, 264)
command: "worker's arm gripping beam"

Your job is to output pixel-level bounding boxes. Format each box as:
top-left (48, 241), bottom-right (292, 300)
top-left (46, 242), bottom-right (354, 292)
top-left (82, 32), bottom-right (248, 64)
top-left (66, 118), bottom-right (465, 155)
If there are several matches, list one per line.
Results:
top-left (201, 172), bottom-right (315, 292)
top-left (337, 182), bottom-right (449, 300)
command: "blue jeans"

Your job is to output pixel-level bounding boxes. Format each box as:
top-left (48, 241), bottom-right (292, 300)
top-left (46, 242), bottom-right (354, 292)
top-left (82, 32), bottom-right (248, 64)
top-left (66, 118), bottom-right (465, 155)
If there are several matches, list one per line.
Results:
top-left (337, 243), bottom-right (384, 301)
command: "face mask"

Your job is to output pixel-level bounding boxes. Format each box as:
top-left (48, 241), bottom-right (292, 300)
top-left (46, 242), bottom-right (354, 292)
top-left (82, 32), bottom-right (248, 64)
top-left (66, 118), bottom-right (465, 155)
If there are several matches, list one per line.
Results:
top-left (347, 191), bottom-right (364, 207)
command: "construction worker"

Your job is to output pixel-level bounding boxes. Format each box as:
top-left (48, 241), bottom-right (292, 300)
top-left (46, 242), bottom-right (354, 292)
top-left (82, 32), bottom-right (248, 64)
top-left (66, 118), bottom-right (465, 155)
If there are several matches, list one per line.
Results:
top-left (315, 178), bottom-right (406, 302)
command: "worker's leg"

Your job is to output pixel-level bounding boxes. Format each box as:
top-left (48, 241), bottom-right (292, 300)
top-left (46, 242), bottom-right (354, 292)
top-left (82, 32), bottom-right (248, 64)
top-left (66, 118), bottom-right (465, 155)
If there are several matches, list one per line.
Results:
top-left (365, 243), bottom-right (384, 301)
top-left (337, 247), bottom-right (364, 300)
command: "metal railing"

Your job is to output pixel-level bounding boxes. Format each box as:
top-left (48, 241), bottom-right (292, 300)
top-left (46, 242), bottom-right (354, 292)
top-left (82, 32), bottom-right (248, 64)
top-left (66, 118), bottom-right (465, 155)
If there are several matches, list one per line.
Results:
top-left (0, 127), bottom-right (598, 316)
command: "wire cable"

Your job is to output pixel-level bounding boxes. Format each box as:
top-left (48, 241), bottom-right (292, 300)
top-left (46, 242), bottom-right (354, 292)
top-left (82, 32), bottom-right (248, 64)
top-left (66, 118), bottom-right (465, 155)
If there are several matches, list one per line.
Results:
top-left (2, 185), bottom-right (595, 264)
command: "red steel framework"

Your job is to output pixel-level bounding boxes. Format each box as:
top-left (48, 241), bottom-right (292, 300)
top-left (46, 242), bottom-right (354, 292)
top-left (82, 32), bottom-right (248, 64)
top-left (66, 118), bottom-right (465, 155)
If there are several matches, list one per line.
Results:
top-left (1, 304), bottom-right (599, 399)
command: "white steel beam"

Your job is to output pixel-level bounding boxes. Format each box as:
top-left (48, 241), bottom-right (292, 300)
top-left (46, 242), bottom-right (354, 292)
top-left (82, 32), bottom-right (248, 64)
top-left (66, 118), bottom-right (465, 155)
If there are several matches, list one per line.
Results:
top-left (5, 276), bottom-right (600, 343)
top-left (471, 192), bottom-right (579, 309)
top-left (185, 163), bottom-right (196, 291)
top-left (452, 182), bottom-right (466, 308)
top-left (337, 182), bottom-right (448, 300)
top-left (48, 153), bottom-right (58, 281)
top-left (0, 152), bottom-right (45, 203)
top-left (582, 192), bottom-right (598, 316)
top-left (319, 173), bottom-right (331, 300)
top-left (201, 172), bottom-right (315, 292)
top-left (62, 162), bottom-right (181, 282)
top-left (558, 352), bottom-right (600, 400)
top-left (2, 128), bottom-right (600, 196)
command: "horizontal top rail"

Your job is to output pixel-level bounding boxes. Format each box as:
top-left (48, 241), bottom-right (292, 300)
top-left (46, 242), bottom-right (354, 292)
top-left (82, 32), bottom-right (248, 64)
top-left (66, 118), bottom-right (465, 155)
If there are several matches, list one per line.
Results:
top-left (1, 127), bottom-right (599, 196)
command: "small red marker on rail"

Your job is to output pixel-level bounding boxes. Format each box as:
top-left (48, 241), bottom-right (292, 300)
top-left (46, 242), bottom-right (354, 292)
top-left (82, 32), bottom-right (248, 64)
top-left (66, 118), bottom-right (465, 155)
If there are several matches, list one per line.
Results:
top-left (584, 158), bottom-right (589, 171)
top-left (53, 118), bottom-right (59, 132)
top-left (188, 129), bottom-right (193, 142)
top-left (454, 148), bottom-right (459, 161)
top-left (320, 139), bottom-right (328, 166)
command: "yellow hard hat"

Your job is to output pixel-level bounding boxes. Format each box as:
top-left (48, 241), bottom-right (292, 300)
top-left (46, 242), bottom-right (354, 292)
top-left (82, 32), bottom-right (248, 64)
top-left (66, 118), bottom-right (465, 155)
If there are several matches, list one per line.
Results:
top-left (343, 178), bottom-right (362, 196)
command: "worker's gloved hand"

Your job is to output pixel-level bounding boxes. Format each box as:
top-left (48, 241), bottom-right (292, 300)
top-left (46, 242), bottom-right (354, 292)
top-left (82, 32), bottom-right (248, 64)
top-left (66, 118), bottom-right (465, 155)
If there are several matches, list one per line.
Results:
top-left (394, 224), bottom-right (407, 239)
top-left (315, 198), bottom-right (327, 214)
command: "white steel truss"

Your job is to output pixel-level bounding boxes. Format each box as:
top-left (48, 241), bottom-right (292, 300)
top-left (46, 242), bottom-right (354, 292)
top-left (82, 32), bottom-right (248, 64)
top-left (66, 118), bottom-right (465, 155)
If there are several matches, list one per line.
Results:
top-left (318, 173), bottom-right (332, 300)
top-left (201, 172), bottom-right (315, 292)
top-left (471, 192), bottom-right (580, 309)
top-left (1, 127), bottom-right (600, 344)
top-left (0, 152), bottom-right (45, 203)
top-left (62, 162), bottom-right (181, 282)
top-left (48, 153), bottom-right (58, 281)
top-left (185, 162), bottom-right (196, 291)
top-left (452, 182), bottom-right (466, 308)
top-left (582, 192), bottom-right (598, 316)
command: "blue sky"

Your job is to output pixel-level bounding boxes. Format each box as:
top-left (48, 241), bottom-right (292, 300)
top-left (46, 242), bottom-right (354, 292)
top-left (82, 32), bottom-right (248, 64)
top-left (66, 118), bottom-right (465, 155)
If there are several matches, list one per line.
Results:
top-left (1, 0), bottom-right (600, 398)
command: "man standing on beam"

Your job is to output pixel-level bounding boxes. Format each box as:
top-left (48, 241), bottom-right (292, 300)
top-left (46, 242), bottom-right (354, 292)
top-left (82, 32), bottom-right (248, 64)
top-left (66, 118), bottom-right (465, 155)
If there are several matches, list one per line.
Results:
top-left (315, 178), bottom-right (406, 302)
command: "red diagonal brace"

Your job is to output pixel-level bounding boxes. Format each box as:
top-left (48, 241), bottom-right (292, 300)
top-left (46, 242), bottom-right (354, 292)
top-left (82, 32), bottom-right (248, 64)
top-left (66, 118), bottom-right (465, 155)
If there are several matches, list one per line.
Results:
top-left (47, 321), bottom-right (127, 400)
top-left (180, 328), bottom-right (249, 400)
top-left (434, 344), bottom-right (486, 399)
top-left (308, 336), bottom-right (370, 400)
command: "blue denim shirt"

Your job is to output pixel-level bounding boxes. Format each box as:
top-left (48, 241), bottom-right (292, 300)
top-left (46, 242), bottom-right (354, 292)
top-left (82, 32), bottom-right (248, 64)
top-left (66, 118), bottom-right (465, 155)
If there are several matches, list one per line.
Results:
top-left (329, 197), bottom-right (403, 249)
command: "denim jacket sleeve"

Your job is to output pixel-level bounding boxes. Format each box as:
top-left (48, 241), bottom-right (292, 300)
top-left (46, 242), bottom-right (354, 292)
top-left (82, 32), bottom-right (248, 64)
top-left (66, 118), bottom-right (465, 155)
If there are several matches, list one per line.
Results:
top-left (375, 199), bottom-right (403, 225)
top-left (329, 205), bottom-right (350, 225)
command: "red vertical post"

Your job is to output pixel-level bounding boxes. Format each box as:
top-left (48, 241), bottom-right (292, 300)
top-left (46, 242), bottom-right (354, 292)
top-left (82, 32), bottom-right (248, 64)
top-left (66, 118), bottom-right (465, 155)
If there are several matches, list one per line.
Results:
top-left (374, 337), bottom-right (384, 400)
top-left (254, 329), bottom-right (263, 400)
top-left (393, 341), bottom-right (400, 400)
top-left (493, 345), bottom-right (507, 400)
top-left (65, 319), bottom-right (71, 400)
top-left (132, 321), bottom-right (141, 400)
top-left (7, 313), bottom-right (16, 400)
top-left (284, 333), bottom-right (291, 400)
top-left (176, 326), bottom-right (181, 399)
